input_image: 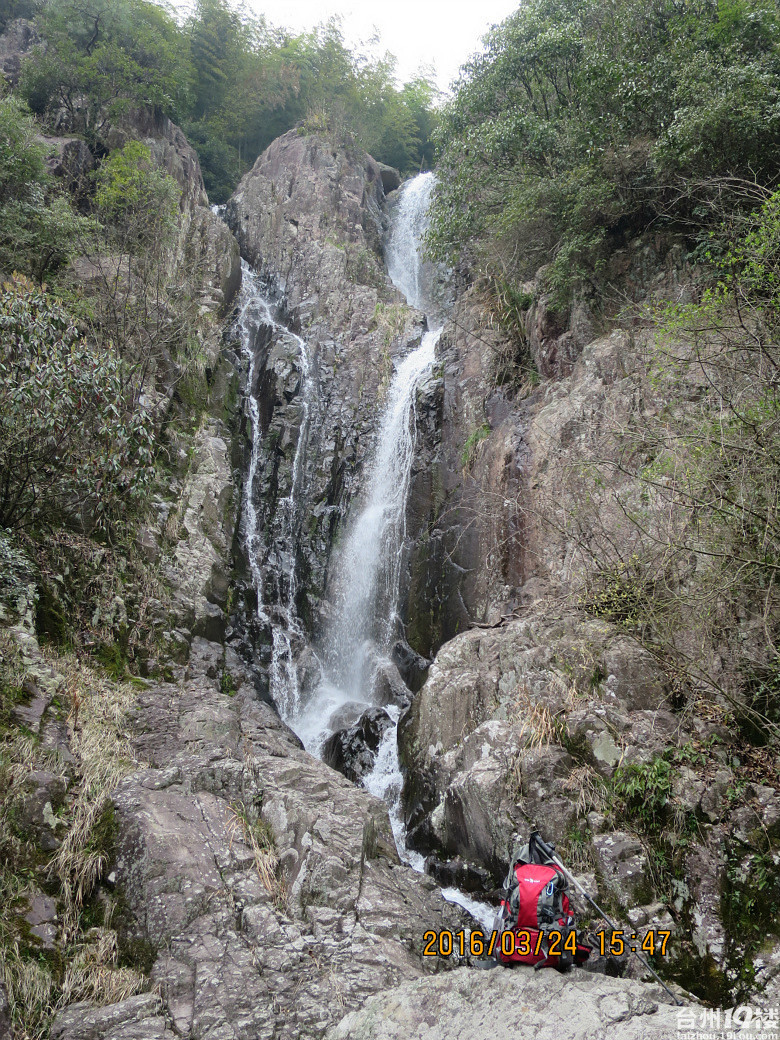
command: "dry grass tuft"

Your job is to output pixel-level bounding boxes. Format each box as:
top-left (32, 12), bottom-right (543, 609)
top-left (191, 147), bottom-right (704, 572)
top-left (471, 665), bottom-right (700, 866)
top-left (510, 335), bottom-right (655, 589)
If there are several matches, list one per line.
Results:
top-left (227, 801), bottom-right (289, 911)
top-left (1, 640), bottom-right (144, 1039)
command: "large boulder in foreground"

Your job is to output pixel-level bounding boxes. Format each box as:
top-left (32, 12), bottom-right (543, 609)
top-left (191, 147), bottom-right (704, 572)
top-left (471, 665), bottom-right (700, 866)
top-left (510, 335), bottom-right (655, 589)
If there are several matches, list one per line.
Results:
top-left (325, 965), bottom-right (697, 1040)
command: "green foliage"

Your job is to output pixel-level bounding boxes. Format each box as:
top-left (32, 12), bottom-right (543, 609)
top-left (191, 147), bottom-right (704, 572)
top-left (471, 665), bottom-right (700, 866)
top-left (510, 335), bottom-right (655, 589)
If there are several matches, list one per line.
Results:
top-left (610, 757), bottom-right (673, 832)
top-left (581, 554), bottom-right (652, 630)
top-left (0, 95), bottom-right (91, 281)
top-left (94, 140), bottom-right (180, 254)
top-left (0, 531), bottom-right (35, 621)
top-left (0, 0), bottom-right (40, 31)
top-left (429, 0), bottom-right (780, 309)
top-left (460, 423), bottom-right (491, 467)
top-left (20, 0), bottom-right (193, 136)
top-left (722, 842), bottom-right (780, 969)
top-left (0, 276), bottom-right (154, 533)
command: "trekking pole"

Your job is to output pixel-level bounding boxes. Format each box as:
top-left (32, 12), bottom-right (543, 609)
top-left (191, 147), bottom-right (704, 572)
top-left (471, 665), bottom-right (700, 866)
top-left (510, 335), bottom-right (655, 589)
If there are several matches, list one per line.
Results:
top-left (530, 832), bottom-right (683, 1006)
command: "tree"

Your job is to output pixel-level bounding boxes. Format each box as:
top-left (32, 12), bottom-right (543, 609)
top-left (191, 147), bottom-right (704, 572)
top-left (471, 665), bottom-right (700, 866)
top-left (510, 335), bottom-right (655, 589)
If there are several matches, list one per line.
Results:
top-left (19, 0), bottom-right (193, 140)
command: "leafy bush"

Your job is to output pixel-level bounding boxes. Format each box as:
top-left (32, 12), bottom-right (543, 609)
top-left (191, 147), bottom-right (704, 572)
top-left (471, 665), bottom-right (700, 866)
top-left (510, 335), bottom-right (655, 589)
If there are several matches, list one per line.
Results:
top-left (94, 140), bottom-right (180, 255)
top-left (611, 757), bottom-right (673, 831)
top-left (0, 95), bottom-right (91, 281)
top-left (0, 276), bottom-right (154, 533)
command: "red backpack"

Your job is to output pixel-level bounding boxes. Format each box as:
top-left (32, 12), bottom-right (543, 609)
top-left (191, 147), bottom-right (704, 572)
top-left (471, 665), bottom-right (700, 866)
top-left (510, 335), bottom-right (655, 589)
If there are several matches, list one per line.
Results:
top-left (493, 835), bottom-right (591, 970)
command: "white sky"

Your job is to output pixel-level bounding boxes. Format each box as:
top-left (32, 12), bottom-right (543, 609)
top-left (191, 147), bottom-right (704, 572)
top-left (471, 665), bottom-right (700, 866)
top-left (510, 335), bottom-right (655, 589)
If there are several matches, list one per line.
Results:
top-left (241, 0), bottom-right (520, 94)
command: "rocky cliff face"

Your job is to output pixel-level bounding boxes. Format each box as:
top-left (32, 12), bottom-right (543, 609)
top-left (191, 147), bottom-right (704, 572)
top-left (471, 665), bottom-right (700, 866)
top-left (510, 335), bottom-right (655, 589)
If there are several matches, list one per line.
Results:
top-left (3, 101), bottom-right (776, 1037)
top-left (397, 280), bottom-right (780, 1007)
top-left (225, 131), bottom-right (425, 673)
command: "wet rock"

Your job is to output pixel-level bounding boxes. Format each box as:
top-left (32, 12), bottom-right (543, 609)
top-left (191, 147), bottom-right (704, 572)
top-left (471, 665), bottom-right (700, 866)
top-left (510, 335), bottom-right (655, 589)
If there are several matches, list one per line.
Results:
top-left (325, 964), bottom-right (695, 1040)
top-left (322, 707), bottom-right (394, 783)
top-left (376, 162), bottom-right (401, 194)
top-left (328, 701), bottom-right (369, 731)
top-left (371, 659), bottom-right (412, 709)
top-left (425, 855), bottom-right (494, 895)
top-left (226, 131), bottom-right (425, 640)
top-left (391, 639), bottom-right (430, 693)
top-left (593, 832), bottom-right (652, 906)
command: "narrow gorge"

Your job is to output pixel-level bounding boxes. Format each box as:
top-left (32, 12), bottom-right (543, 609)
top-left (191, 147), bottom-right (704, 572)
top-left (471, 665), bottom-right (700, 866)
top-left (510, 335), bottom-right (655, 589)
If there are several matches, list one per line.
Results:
top-left (2, 8), bottom-right (779, 1037)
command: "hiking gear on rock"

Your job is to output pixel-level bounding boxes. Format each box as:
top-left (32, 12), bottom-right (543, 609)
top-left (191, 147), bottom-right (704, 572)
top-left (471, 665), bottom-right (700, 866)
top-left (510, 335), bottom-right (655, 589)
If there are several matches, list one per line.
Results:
top-left (493, 832), bottom-right (590, 971)
top-left (524, 831), bottom-right (683, 1006)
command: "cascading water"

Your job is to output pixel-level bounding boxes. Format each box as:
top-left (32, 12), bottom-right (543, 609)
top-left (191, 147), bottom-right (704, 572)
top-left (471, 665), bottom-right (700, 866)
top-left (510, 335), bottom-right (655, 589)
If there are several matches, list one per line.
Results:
top-left (238, 174), bottom-right (494, 929)
top-left (236, 261), bottom-right (317, 718)
top-left (292, 173), bottom-right (442, 751)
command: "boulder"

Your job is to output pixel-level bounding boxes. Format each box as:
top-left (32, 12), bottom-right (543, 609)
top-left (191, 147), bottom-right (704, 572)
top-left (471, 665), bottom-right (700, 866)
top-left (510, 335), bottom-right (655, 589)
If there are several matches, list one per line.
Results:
top-left (391, 639), bottom-right (430, 693)
top-left (376, 161), bottom-right (401, 194)
top-left (24, 890), bottom-right (58, 949)
top-left (593, 831), bottom-right (652, 906)
top-left (38, 135), bottom-right (94, 199)
top-left (372, 658), bottom-right (412, 708)
top-left (322, 707), bottom-right (394, 783)
top-left (325, 964), bottom-right (695, 1040)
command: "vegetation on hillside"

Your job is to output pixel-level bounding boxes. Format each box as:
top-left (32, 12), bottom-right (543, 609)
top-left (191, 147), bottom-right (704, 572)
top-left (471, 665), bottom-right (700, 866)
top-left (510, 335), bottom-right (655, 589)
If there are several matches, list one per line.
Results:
top-left (431, 0), bottom-right (780, 734)
top-left (12, 0), bottom-right (439, 201)
top-left (429, 0), bottom-right (780, 306)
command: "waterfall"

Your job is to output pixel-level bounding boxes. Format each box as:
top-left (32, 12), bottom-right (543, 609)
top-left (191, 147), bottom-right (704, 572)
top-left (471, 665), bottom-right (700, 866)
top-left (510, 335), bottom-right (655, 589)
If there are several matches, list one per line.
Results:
top-left (236, 262), bottom-right (317, 718)
top-left (292, 173), bottom-right (442, 751)
top-left (237, 172), bottom-right (493, 927)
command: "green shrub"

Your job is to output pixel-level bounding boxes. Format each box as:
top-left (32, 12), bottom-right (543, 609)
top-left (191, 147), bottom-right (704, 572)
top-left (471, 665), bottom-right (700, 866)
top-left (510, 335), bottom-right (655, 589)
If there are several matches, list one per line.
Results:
top-left (0, 276), bottom-right (154, 533)
top-left (0, 95), bottom-right (92, 282)
top-left (611, 757), bottom-right (673, 832)
top-left (428, 0), bottom-right (780, 308)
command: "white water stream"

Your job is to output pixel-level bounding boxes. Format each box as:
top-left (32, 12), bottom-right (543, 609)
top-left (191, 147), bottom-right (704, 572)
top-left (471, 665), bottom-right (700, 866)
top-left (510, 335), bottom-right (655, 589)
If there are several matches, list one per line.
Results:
top-left (238, 173), bottom-right (493, 927)
top-left (291, 173), bottom-right (441, 750)
top-left (236, 262), bottom-right (315, 717)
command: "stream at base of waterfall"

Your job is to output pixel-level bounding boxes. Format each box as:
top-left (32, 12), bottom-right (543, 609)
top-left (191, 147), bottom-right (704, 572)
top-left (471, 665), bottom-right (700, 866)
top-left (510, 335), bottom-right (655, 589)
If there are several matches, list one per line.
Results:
top-left (236, 171), bottom-right (495, 933)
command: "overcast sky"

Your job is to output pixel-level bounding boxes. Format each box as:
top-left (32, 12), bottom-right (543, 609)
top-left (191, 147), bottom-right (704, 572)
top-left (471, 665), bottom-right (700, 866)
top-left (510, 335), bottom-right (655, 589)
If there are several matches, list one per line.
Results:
top-left (234, 0), bottom-right (519, 94)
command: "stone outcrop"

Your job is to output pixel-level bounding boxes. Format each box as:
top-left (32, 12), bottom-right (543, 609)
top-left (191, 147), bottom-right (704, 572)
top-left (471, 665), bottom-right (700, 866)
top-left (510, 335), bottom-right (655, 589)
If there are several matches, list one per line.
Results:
top-left (162, 419), bottom-right (236, 644)
top-left (226, 131), bottom-right (424, 642)
top-left (323, 707), bottom-right (394, 782)
top-left (51, 636), bottom-right (471, 1040)
top-left (106, 108), bottom-right (241, 320)
top-left (0, 17), bottom-right (41, 86)
top-left (325, 966), bottom-right (705, 1040)
top-left (401, 287), bottom-right (531, 658)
